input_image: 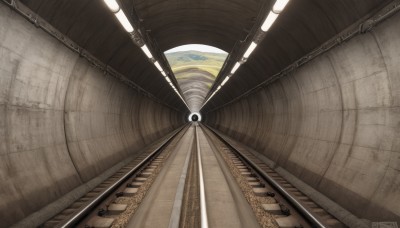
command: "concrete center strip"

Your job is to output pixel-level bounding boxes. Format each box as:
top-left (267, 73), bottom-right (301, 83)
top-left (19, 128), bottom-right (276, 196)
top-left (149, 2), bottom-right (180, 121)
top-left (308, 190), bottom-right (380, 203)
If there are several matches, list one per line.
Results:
top-left (168, 126), bottom-right (195, 228)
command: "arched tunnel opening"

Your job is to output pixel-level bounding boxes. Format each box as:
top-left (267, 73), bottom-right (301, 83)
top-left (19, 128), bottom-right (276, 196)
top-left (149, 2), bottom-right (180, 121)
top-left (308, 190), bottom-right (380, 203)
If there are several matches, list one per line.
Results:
top-left (191, 114), bottom-right (199, 121)
top-left (1, 0), bottom-right (400, 227)
top-left (188, 112), bottom-right (202, 122)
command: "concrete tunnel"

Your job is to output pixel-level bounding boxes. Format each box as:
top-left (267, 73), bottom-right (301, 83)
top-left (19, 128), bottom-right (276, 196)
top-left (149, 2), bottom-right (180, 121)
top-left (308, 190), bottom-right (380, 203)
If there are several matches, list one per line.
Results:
top-left (1, 0), bottom-right (400, 227)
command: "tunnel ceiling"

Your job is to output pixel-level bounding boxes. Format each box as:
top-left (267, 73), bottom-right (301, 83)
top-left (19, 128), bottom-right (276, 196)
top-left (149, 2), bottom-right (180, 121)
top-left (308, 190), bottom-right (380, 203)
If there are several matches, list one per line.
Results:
top-left (19, 0), bottom-right (392, 113)
top-left (165, 46), bottom-right (228, 112)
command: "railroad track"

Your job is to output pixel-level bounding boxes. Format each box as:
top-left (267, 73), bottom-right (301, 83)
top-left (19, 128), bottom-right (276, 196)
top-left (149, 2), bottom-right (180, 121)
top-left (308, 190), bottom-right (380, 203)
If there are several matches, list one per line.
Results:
top-left (40, 123), bottom-right (348, 228)
top-left (40, 125), bottom-right (189, 228)
top-left (202, 124), bottom-right (348, 228)
top-left (41, 124), bottom-right (209, 228)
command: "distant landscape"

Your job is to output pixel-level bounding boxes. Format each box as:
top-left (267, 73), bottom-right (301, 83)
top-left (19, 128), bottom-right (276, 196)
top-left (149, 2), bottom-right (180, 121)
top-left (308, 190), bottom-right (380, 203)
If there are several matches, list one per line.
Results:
top-left (165, 50), bottom-right (227, 78)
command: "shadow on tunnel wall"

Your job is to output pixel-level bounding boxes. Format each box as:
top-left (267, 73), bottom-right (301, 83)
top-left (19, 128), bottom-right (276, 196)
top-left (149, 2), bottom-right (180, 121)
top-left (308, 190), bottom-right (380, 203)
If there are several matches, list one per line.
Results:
top-left (0, 4), bottom-right (184, 227)
top-left (205, 12), bottom-right (400, 223)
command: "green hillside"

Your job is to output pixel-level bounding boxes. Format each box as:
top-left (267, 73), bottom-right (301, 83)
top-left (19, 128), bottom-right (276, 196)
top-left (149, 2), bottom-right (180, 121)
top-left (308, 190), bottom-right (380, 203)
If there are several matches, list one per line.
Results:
top-left (165, 50), bottom-right (227, 77)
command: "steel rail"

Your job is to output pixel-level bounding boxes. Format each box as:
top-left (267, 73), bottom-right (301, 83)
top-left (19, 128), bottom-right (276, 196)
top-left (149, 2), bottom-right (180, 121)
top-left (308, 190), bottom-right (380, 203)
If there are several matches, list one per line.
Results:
top-left (203, 124), bottom-right (326, 228)
top-left (195, 124), bottom-right (209, 228)
top-left (58, 125), bottom-right (187, 228)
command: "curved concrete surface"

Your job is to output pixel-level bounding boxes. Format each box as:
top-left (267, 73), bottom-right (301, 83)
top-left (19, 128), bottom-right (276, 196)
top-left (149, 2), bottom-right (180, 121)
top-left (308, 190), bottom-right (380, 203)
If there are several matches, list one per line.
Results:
top-left (176, 68), bottom-right (214, 112)
top-left (205, 12), bottom-right (400, 223)
top-left (0, 5), bottom-right (183, 227)
top-left (18, 0), bottom-right (390, 111)
top-left (1, 0), bottom-right (400, 226)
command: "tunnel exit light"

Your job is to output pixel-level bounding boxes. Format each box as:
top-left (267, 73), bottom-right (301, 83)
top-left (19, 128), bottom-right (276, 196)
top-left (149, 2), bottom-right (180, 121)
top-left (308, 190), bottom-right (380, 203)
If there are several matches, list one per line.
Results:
top-left (188, 112), bottom-right (202, 122)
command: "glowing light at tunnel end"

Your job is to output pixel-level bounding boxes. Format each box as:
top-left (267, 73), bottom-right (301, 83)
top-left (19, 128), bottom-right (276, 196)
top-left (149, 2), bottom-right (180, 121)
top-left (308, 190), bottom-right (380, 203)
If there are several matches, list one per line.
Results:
top-left (189, 112), bottom-right (202, 122)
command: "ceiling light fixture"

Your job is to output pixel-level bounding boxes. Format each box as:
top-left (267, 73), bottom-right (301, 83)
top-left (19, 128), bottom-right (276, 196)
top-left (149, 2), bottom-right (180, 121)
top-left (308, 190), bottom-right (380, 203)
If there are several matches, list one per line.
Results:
top-left (273, 0), bottom-right (290, 13)
top-left (141, 45), bottom-right (153, 59)
top-left (103, 0), bottom-right (120, 13)
top-left (261, 11), bottom-right (279, 32)
top-left (231, 62), bottom-right (241, 74)
top-left (243, 42), bottom-right (257, 59)
top-left (115, 10), bottom-right (134, 32)
top-left (221, 76), bottom-right (230, 86)
top-left (104, 1), bottom-right (187, 110)
top-left (202, 1), bottom-right (291, 111)
top-left (154, 61), bottom-right (163, 72)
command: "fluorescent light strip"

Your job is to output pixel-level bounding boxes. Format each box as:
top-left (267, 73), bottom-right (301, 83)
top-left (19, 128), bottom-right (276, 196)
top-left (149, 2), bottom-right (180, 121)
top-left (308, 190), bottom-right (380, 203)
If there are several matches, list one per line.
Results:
top-left (154, 61), bottom-right (163, 72)
top-left (104, 0), bottom-right (120, 13)
top-left (217, 86), bottom-right (221, 90)
top-left (141, 45), bottom-right (153, 59)
top-left (243, 42), bottom-right (257, 59)
top-left (115, 10), bottom-right (134, 32)
top-left (273, 0), bottom-right (290, 13)
top-left (231, 62), bottom-right (241, 74)
top-left (104, 1), bottom-right (188, 110)
top-left (221, 76), bottom-right (230, 86)
top-left (261, 11), bottom-right (278, 32)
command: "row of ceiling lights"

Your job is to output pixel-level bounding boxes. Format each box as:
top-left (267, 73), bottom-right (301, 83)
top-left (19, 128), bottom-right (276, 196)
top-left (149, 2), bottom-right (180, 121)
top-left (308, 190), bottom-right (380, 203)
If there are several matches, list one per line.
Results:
top-left (201, 0), bottom-right (290, 109)
top-left (103, 0), bottom-right (190, 110)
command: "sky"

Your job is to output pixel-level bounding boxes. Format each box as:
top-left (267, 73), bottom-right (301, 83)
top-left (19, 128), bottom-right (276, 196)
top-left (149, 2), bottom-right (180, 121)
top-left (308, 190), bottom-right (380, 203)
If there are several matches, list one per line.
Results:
top-left (165, 44), bottom-right (227, 54)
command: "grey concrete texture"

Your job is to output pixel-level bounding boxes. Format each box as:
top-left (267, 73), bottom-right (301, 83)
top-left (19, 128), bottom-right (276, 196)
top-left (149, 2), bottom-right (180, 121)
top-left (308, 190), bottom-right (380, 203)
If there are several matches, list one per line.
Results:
top-left (0, 5), bottom-right (183, 227)
top-left (127, 126), bottom-right (194, 228)
top-left (175, 69), bottom-right (215, 112)
top-left (205, 13), bottom-right (400, 223)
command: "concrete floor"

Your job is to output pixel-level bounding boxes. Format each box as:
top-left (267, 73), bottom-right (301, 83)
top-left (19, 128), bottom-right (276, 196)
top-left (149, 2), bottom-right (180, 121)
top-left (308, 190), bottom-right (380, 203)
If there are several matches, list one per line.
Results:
top-left (126, 126), bottom-right (194, 228)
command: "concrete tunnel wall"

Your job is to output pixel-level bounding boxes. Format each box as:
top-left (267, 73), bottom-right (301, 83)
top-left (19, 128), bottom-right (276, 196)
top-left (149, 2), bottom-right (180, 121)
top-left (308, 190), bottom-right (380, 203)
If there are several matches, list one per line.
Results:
top-left (205, 14), bottom-right (400, 222)
top-left (0, 5), bottom-right (183, 226)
